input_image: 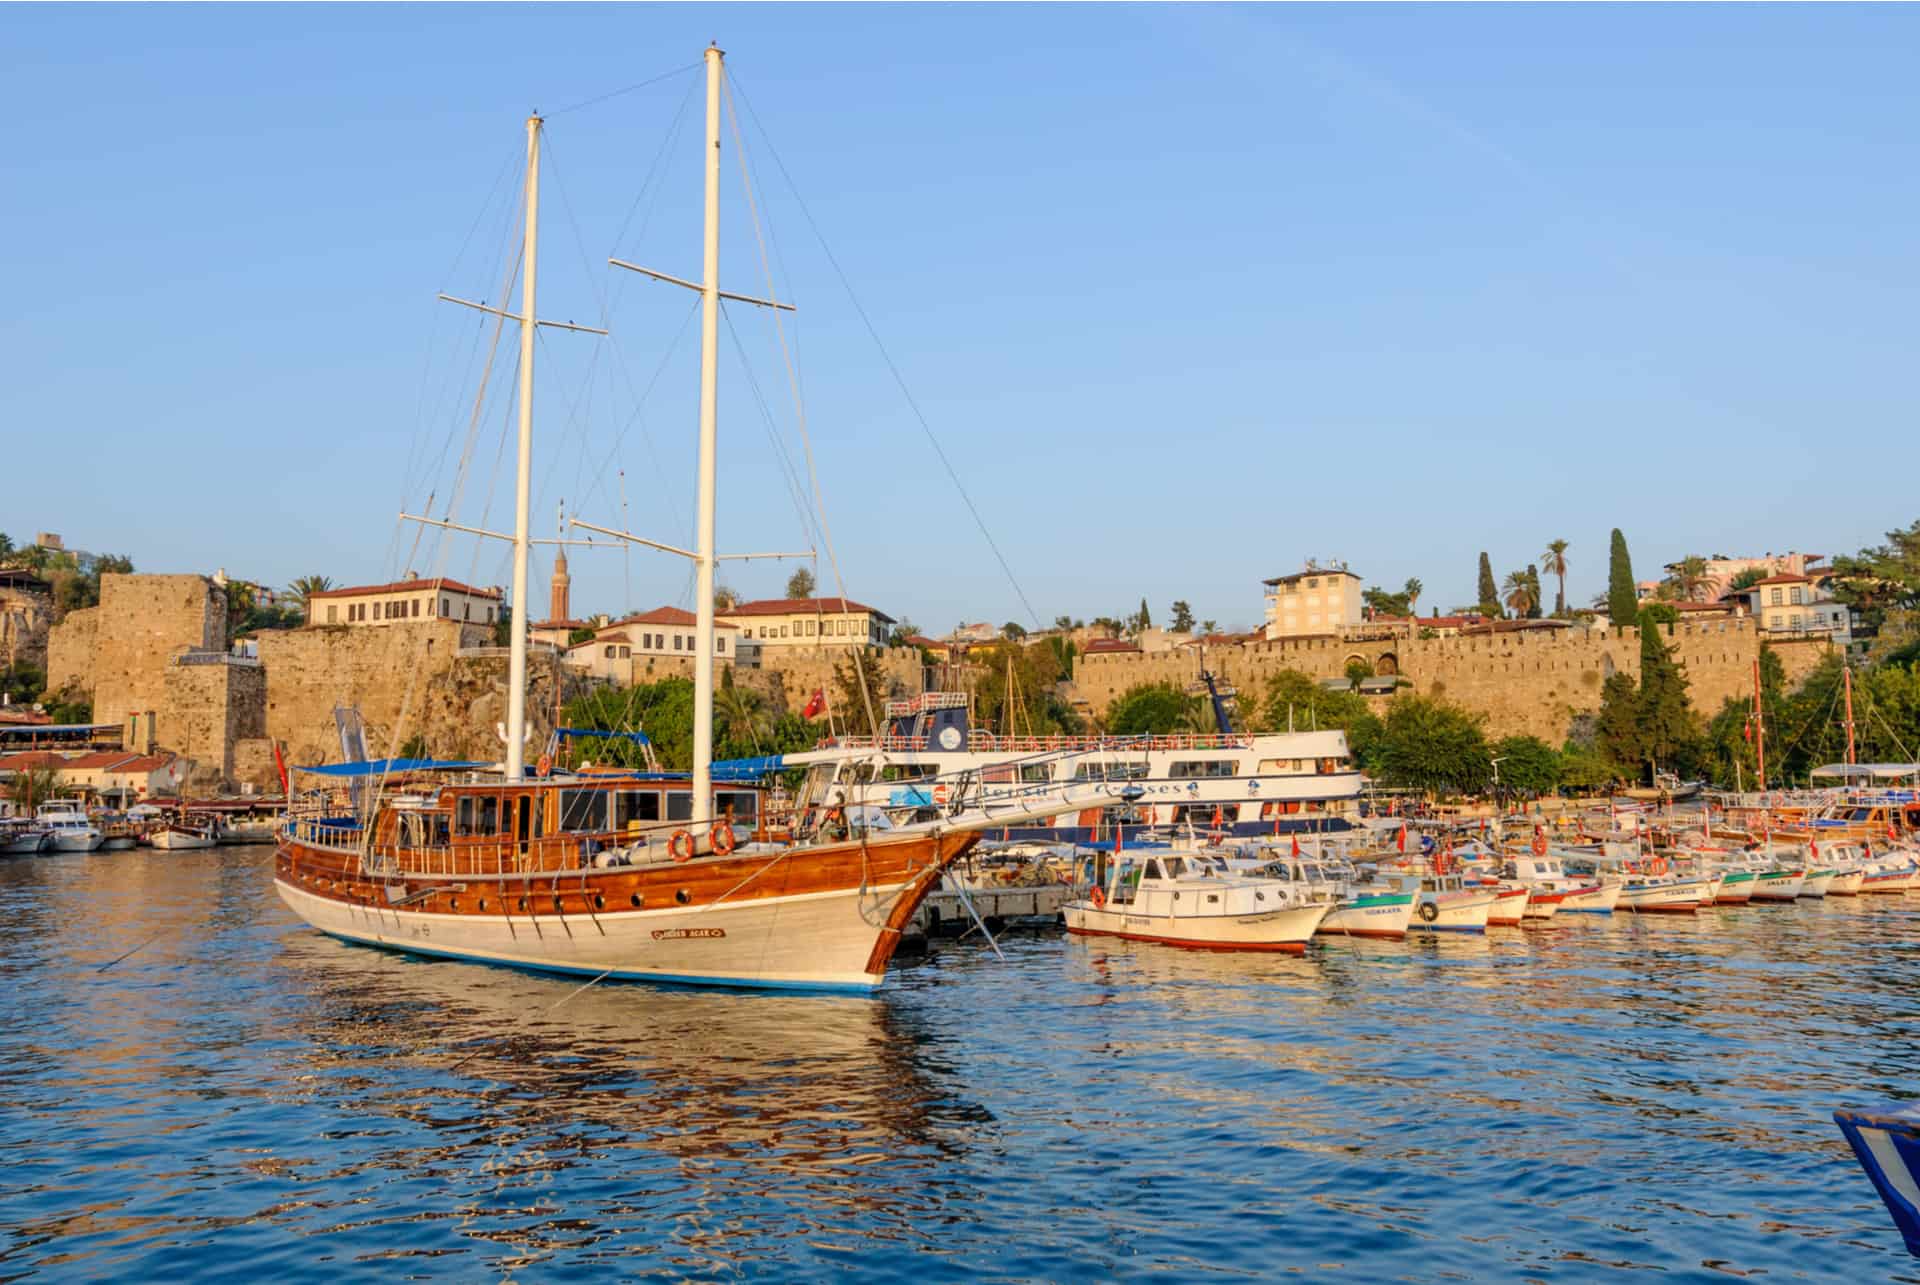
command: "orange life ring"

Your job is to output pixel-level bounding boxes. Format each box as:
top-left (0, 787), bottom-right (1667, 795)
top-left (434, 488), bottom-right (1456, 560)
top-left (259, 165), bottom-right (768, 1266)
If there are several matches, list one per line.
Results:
top-left (1531, 832), bottom-right (1548, 857)
top-left (1090, 883), bottom-right (1107, 908)
top-left (535, 754), bottom-right (553, 777)
top-left (668, 829), bottom-right (694, 862)
top-left (711, 823), bottom-right (737, 856)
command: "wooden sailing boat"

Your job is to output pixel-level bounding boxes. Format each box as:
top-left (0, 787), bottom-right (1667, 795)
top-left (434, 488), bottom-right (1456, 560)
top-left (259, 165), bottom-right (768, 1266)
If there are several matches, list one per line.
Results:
top-left (274, 47), bottom-right (1086, 991)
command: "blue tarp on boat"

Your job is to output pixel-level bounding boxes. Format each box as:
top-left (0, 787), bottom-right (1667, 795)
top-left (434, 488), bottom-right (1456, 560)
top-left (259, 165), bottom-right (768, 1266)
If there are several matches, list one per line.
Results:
top-left (711, 755), bottom-right (786, 780)
top-left (558, 727), bottom-right (652, 746)
top-left (295, 758), bottom-right (486, 777)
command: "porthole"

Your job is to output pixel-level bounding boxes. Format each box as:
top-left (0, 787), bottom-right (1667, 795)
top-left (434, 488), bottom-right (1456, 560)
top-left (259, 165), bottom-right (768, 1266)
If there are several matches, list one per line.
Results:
top-left (478, 899), bottom-right (488, 911)
top-left (518, 897), bottom-right (528, 912)
top-left (629, 893), bottom-right (643, 908)
top-left (593, 894), bottom-right (605, 910)
top-left (552, 896), bottom-right (564, 913)
top-left (675, 889), bottom-right (691, 905)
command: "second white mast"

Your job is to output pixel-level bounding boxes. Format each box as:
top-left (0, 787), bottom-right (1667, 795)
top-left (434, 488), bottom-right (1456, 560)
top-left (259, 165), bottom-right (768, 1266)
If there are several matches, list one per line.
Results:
top-left (691, 45), bottom-right (723, 828)
top-left (507, 113), bottom-right (542, 783)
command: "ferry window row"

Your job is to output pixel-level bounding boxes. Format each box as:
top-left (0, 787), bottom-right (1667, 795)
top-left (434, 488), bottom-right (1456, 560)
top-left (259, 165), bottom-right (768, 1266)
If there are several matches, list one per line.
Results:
top-left (1071, 760), bottom-right (1150, 781)
top-left (1170, 760), bottom-right (1239, 778)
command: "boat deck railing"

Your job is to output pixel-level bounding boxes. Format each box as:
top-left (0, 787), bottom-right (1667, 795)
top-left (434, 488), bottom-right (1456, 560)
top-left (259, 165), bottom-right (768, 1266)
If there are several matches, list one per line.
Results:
top-left (818, 731), bottom-right (1256, 754)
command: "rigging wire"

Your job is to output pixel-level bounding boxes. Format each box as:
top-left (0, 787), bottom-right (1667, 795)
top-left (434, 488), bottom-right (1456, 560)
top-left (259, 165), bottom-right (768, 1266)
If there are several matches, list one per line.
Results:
top-left (728, 72), bottom-right (1045, 631)
top-left (548, 61), bottom-right (702, 116)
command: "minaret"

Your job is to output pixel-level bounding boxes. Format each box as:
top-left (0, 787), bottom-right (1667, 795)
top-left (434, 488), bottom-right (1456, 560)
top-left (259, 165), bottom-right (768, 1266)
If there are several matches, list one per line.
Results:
top-left (550, 548), bottom-right (571, 621)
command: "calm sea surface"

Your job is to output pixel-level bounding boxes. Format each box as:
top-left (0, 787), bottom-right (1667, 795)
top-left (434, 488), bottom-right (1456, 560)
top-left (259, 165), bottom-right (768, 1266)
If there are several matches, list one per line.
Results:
top-left (2, 846), bottom-right (1917, 1282)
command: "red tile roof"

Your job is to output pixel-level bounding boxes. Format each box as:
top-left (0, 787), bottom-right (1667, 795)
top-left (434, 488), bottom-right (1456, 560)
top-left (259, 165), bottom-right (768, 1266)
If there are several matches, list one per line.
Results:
top-left (105, 755), bottom-right (175, 774)
top-left (722, 597), bottom-right (894, 623)
top-left (530, 618), bottom-right (594, 630)
top-left (1083, 638), bottom-right (1142, 654)
top-left (903, 635), bottom-right (944, 648)
top-left (307, 577), bottom-right (501, 601)
top-left (1747, 573), bottom-right (1812, 587)
top-left (572, 631), bottom-right (631, 649)
top-left (620, 606), bottom-right (699, 627)
top-left (1672, 600), bottom-right (1740, 613)
top-left (61, 751), bottom-right (139, 770)
top-left (0, 750), bottom-right (67, 772)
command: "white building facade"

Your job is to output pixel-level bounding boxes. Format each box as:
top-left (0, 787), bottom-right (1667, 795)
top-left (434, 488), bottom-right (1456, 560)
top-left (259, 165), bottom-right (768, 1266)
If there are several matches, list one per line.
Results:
top-left (1263, 565), bottom-right (1363, 640)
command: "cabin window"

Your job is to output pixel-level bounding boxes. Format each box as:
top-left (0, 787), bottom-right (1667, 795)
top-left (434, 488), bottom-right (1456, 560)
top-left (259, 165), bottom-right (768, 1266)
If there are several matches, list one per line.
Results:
top-left (1144, 860), bottom-right (1165, 880)
top-left (1020, 763), bottom-right (1053, 784)
top-left (717, 790), bottom-right (759, 822)
top-left (982, 764), bottom-right (1015, 785)
top-left (455, 797), bottom-right (473, 833)
top-left (559, 789), bottom-right (609, 832)
top-left (615, 790), bottom-right (660, 828)
top-left (475, 796), bottom-right (499, 835)
top-left (1073, 760), bottom-right (1148, 781)
top-left (1170, 760), bottom-right (1238, 778)
top-left (667, 792), bottom-right (693, 822)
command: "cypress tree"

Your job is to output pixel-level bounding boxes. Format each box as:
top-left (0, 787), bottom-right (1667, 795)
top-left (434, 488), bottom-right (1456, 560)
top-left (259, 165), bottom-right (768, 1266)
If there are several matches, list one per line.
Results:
top-left (1635, 609), bottom-right (1696, 779)
top-left (1607, 529), bottom-right (1637, 626)
top-left (1525, 565), bottom-right (1543, 619)
top-left (1476, 552), bottom-right (1498, 616)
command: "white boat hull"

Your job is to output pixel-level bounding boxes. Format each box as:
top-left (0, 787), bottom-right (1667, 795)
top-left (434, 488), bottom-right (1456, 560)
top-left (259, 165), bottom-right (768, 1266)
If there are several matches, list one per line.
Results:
top-left (1410, 890), bottom-right (1497, 933)
top-left (49, 831), bottom-right (103, 853)
top-left (152, 829), bottom-right (216, 850)
top-left (1317, 893), bottom-right (1416, 939)
top-left (1751, 869), bottom-right (1806, 902)
top-left (1552, 884), bottom-right (1621, 914)
top-left (278, 875), bottom-right (928, 992)
top-left (1801, 870), bottom-right (1836, 899)
top-left (1063, 899), bottom-right (1330, 952)
top-left (1618, 877), bottom-right (1709, 914)
top-left (1827, 869), bottom-right (1866, 896)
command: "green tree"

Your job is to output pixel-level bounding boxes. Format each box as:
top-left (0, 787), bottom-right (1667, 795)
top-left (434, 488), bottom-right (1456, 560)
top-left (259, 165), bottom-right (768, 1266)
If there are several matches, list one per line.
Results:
top-left (1634, 611), bottom-right (1699, 777)
top-left (1200, 619), bottom-right (1219, 636)
top-left (492, 604), bottom-right (513, 647)
top-left (714, 675), bottom-right (774, 753)
top-left (1344, 657), bottom-right (1373, 690)
top-left (1525, 565), bottom-right (1544, 619)
top-left (1666, 554), bottom-right (1710, 603)
top-left (1491, 734), bottom-right (1562, 795)
top-left (1137, 597), bottom-right (1152, 631)
top-left (1607, 528), bottom-right (1638, 626)
top-left (1373, 696), bottom-right (1492, 795)
top-left (1559, 739), bottom-right (1620, 792)
top-left (1053, 615), bottom-right (1075, 632)
top-left (1727, 567), bottom-right (1766, 594)
top-left (1363, 587), bottom-right (1412, 618)
top-left (568, 626), bottom-right (597, 645)
top-left (1001, 621), bottom-right (1028, 640)
top-left (1169, 600), bottom-right (1195, 633)
top-left (785, 566), bottom-right (817, 599)
top-left (1405, 577), bottom-right (1423, 613)
top-left (1639, 601), bottom-right (1678, 626)
top-left (0, 532), bottom-right (12, 560)
top-left (888, 618), bottom-right (922, 647)
top-left (1539, 539), bottom-right (1570, 616)
top-left (714, 583), bottom-right (740, 611)
top-left (1105, 682), bottom-right (1204, 735)
top-left (832, 649), bottom-right (888, 736)
top-left (1477, 552), bottom-right (1498, 614)
top-left (1829, 518), bottom-right (1920, 637)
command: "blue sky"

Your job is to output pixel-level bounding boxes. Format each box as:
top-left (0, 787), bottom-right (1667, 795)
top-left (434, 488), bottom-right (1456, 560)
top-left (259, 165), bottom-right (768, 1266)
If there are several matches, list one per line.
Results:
top-left (5, 4), bottom-right (1916, 633)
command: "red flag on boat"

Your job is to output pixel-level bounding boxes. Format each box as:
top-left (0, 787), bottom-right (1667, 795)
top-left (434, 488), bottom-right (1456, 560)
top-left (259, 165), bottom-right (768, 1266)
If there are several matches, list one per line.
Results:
top-left (271, 739), bottom-right (289, 794)
top-left (1396, 823), bottom-right (1408, 853)
top-left (1810, 837), bottom-right (1819, 861)
top-left (1211, 805), bottom-right (1224, 829)
top-left (1291, 834), bottom-right (1301, 858)
top-left (802, 688), bottom-right (826, 719)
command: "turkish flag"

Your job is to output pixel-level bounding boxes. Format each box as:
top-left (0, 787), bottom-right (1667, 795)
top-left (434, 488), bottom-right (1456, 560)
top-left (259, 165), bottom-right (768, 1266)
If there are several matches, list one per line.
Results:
top-left (1397, 823), bottom-right (1408, 853)
top-left (271, 740), bottom-right (289, 794)
top-left (1291, 834), bottom-right (1301, 858)
top-left (802, 688), bottom-right (826, 719)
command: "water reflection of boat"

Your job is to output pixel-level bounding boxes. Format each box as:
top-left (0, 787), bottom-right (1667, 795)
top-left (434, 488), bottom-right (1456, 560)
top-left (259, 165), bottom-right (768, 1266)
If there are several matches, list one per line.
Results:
top-left (279, 934), bottom-right (962, 1210)
top-left (1835, 1103), bottom-right (1920, 1258)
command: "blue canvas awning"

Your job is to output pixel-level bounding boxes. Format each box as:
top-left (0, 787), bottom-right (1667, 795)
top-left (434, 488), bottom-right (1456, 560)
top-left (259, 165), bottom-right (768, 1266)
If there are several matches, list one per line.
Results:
top-left (711, 755), bottom-right (786, 780)
top-left (295, 758), bottom-right (486, 777)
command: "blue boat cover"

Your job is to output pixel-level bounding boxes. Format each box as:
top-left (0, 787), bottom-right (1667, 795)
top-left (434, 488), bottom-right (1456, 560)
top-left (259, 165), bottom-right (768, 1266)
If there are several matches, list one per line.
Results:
top-left (295, 758), bottom-right (486, 777)
top-left (711, 755), bottom-right (786, 780)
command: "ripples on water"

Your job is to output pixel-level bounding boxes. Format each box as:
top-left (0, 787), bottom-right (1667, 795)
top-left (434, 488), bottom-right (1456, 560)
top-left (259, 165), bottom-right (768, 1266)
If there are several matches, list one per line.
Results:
top-left (2, 848), bottom-right (1917, 1281)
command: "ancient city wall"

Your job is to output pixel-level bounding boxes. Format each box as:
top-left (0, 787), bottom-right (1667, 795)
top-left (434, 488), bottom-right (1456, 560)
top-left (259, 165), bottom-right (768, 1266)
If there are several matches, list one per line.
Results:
top-left (45, 573), bottom-right (226, 730)
top-left (0, 582), bottom-right (54, 673)
top-left (1072, 619), bottom-right (1818, 742)
top-left (164, 657), bottom-right (268, 788)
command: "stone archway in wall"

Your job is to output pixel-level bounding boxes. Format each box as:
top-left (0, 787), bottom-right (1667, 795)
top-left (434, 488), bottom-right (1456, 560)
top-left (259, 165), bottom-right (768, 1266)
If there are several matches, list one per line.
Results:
top-left (1373, 652), bottom-right (1399, 677)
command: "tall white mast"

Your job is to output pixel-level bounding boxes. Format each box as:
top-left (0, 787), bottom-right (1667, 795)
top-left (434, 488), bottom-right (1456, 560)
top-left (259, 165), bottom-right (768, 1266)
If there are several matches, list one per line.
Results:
top-left (692, 46), bottom-right (723, 827)
top-left (507, 114), bottom-right (542, 782)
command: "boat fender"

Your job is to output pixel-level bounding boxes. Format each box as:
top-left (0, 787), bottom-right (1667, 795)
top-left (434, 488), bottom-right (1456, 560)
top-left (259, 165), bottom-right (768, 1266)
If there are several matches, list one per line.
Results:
top-left (1090, 884), bottom-right (1107, 908)
top-left (669, 829), bottom-right (695, 862)
top-left (536, 754), bottom-right (553, 777)
top-left (711, 823), bottom-right (737, 856)
top-left (1418, 901), bottom-right (1438, 923)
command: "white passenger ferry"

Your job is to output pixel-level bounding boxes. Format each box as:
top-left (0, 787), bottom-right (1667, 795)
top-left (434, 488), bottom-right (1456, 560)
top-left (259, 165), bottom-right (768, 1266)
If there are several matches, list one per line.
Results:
top-left (781, 692), bottom-right (1366, 845)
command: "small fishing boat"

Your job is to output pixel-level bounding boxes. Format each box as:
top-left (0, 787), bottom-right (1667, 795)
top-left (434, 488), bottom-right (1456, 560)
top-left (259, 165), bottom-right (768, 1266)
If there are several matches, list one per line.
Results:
top-left (150, 820), bottom-right (218, 850)
top-left (1749, 862), bottom-right (1807, 902)
top-left (1478, 881), bottom-right (1535, 926)
top-left (1835, 1103), bottom-right (1920, 1258)
top-left (35, 802), bottom-right (103, 853)
top-left (1508, 852), bottom-right (1616, 914)
top-left (1406, 870), bottom-right (1499, 933)
top-left (1245, 850), bottom-right (1417, 940)
top-left (1064, 850), bottom-right (1333, 952)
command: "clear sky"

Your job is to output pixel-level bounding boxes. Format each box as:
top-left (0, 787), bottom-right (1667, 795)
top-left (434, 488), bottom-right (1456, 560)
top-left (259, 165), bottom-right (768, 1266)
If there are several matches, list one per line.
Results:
top-left (6, 4), bottom-right (1916, 634)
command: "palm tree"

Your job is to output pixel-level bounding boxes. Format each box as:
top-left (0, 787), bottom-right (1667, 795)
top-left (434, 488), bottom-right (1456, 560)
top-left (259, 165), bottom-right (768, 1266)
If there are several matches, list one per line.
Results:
top-left (1502, 571), bottom-right (1536, 618)
top-left (1672, 554), bottom-right (1710, 602)
top-left (714, 678), bottom-right (772, 750)
top-left (287, 575), bottom-right (333, 618)
top-left (1539, 539), bottom-right (1570, 616)
top-left (1404, 577), bottom-right (1423, 614)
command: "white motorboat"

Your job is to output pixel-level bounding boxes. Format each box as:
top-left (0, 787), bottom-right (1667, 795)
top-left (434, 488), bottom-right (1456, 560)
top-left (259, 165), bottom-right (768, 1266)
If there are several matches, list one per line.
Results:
top-left (150, 822), bottom-right (218, 850)
top-left (35, 802), bottom-right (103, 853)
top-left (1244, 849), bottom-right (1417, 939)
top-left (1064, 849), bottom-right (1333, 952)
top-left (1508, 852), bottom-right (1617, 915)
top-left (1, 819), bottom-right (53, 855)
top-left (1404, 870), bottom-right (1499, 933)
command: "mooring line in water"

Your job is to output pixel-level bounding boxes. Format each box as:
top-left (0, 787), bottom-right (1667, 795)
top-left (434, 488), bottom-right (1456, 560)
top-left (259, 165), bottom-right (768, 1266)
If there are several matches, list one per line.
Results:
top-left (447, 965), bottom-right (620, 1074)
top-left (95, 934), bottom-right (162, 973)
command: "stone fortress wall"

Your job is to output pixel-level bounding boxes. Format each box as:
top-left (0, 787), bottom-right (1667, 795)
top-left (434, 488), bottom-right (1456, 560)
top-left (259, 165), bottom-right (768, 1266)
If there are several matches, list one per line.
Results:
top-left (1073, 617), bottom-right (1835, 742)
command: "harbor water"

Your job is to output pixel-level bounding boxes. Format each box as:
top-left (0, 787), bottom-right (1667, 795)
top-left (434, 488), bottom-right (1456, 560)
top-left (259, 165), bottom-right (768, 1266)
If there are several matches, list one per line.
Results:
top-left (2, 846), bottom-right (1917, 1281)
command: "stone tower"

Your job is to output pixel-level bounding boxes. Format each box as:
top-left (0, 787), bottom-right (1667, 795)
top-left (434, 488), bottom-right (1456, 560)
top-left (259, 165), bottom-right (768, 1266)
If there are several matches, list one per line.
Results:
top-left (550, 549), bottom-right (571, 621)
